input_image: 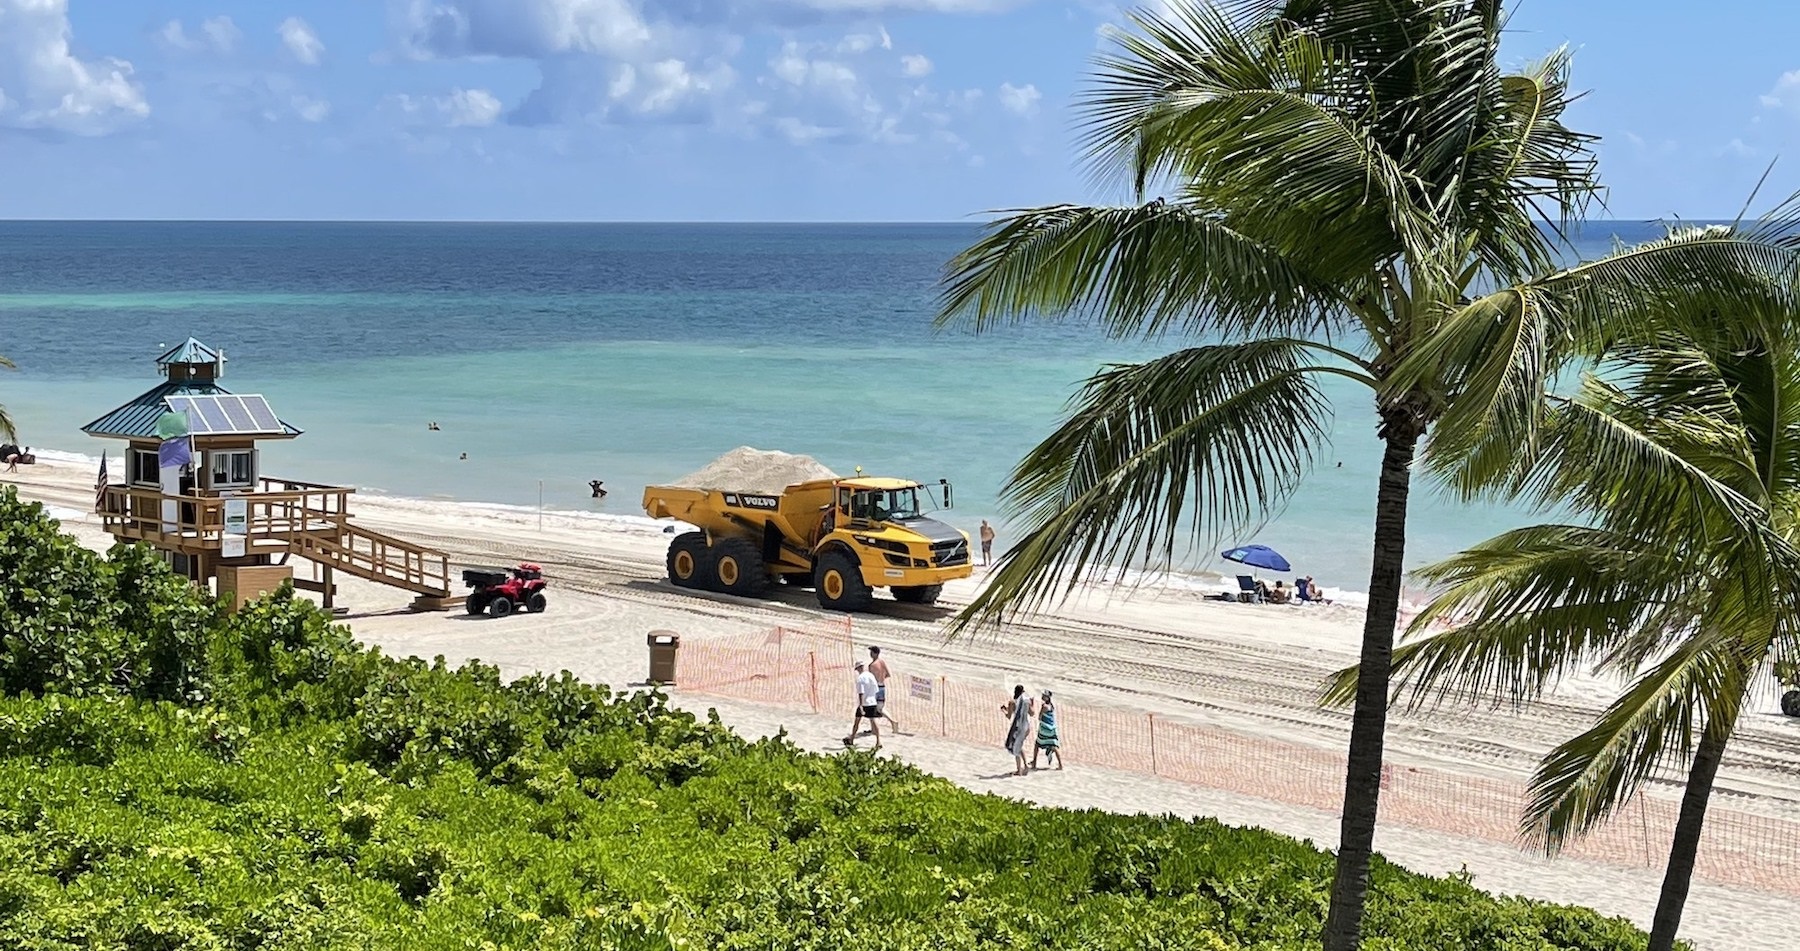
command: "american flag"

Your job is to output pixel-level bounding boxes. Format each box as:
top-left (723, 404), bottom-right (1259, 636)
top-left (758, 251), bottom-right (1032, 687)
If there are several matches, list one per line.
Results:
top-left (94, 452), bottom-right (108, 512)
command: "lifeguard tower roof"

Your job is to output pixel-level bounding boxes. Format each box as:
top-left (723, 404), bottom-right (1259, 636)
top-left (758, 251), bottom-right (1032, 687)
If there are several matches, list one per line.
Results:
top-left (81, 337), bottom-right (302, 440)
top-left (155, 337), bottom-right (224, 367)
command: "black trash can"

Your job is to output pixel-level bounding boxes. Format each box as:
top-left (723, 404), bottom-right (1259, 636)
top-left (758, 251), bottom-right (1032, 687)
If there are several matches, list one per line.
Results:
top-left (647, 631), bottom-right (680, 685)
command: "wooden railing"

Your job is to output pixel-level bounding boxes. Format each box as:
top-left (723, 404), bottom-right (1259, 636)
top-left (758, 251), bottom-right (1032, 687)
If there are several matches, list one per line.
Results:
top-left (96, 480), bottom-right (450, 597)
top-left (100, 483), bottom-right (350, 542)
top-left (288, 524), bottom-right (451, 596)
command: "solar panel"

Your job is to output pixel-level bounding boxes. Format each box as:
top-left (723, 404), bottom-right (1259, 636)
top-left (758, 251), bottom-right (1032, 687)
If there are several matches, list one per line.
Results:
top-left (164, 395), bottom-right (286, 436)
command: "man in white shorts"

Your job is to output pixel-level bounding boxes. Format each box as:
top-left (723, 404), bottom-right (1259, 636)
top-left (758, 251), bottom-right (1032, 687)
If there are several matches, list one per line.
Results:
top-left (844, 661), bottom-right (882, 750)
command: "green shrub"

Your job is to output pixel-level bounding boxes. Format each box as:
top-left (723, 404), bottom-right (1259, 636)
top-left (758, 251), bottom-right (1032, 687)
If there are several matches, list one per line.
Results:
top-left (0, 486), bottom-right (1671, 950)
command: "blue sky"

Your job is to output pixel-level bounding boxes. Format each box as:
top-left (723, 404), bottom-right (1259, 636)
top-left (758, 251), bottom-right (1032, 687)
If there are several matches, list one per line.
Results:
top-left (0, 0), bottom-right (1793, 220)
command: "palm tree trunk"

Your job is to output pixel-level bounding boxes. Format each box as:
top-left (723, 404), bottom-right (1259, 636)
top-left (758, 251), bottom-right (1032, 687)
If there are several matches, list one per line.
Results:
top-left (1647, 716), bottom-right (1736, 951)
top-left (1322, 419), bottom-right (1422, 951)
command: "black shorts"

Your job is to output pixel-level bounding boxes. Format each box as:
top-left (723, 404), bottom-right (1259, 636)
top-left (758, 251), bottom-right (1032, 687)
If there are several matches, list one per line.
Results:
top-left (859, 704), bottom-right (880, 719)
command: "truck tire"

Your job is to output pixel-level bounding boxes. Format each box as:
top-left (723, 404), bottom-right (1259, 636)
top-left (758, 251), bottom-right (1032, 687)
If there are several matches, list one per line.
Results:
top-left (667, 532), bottom-right (709, 588)
top-left (892, 584), bottom-right (943, 605)
top-left (815, 551), bottom-right (873, 612)
top-left (488, 595), bottom-right (514, 618)
top-left (1783, 690), bottom-right (1800, 718)
top-left (526, 592), bottom-right (548, 613)
top-left (465, 594), bottom-right (488, 615)
top-left (711, 537), bottom-right (770, 597)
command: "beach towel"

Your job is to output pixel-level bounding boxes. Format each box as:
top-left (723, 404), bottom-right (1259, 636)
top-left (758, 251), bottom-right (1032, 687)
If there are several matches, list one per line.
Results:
top-left (1004, 699), bottom-right (1032, 756)
top-left (1035, 703), bottom-right (1059, 750)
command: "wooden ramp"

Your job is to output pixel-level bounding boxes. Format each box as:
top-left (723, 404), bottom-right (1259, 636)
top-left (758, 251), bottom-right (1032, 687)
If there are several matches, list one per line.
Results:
top-left (285, 523), bottom-right (454, 607)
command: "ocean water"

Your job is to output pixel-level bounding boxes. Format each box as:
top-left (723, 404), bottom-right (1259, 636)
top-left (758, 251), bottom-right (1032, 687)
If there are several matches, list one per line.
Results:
top-left (0, 220), bottom-right (1672, 595)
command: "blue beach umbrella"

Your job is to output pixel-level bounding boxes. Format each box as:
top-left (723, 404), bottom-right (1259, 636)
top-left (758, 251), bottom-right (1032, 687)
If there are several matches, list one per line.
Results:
top-left (1220, 544), bottom-right (1291, 573)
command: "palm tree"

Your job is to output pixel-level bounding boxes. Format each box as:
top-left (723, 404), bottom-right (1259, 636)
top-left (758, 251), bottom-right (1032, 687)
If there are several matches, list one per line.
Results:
top-left (934, 2), bottom-right (1797, 947)
top-left (1341, 269), bottom-right (1800, 951)
top-left (0, 352), bottom-right (15, 443)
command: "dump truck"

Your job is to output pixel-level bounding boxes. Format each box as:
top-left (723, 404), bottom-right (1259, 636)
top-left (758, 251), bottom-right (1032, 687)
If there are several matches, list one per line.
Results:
top-left (641, 475), bottom-right (972, 611)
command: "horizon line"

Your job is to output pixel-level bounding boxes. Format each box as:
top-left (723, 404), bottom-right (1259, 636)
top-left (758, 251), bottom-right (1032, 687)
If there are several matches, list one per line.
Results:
top-left (0, 216), bottom-right (1701, 225)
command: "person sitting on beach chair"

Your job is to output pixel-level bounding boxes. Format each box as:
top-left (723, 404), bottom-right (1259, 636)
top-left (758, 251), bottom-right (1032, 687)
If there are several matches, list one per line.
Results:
top-left (1268, 580), bottom-right (1293, 604)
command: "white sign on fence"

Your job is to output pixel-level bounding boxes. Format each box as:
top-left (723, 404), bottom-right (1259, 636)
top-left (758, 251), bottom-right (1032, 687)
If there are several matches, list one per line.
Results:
top-left (223, 497), bottom-right (248, 535)
top-left (908, 675), bottom-right (933, 702)
top-left (221, 536), bottom-right (245, 559)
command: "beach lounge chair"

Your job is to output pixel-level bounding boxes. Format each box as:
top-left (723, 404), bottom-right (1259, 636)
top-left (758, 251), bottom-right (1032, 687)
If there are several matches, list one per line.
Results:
top-left (1235, 575), bottom-right (1261, 603)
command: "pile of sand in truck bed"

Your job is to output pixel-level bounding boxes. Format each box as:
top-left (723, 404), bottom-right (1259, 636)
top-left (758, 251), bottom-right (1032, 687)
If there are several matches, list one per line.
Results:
top-left (671, 447), bottom-right (839, 495)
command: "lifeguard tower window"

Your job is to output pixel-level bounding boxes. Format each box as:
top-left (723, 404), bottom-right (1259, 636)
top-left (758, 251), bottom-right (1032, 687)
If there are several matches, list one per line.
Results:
top-left (209, 450), bottom-right (255, 488)
top-left (165, 394), bottom-right (284, 435)
top-left (129, 449), bottom-right (160, 486)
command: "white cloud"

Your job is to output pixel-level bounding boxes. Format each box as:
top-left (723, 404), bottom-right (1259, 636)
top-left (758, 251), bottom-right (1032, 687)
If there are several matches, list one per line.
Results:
top-left (159, 16), bottom-right (242, 54)
top-left (1720, 138), bottom-right (1757, 158)
top-left (291, 94), bottom-right (331, 122)
top-left (837, 28), bottom-right (892, 53)
top-left (998, 81), bottom-right (1040, 115)
top-left (388, 0), bottom-right (1021, 144)
top-left (1761, 70), bottom-right (1800, 109)
top-left (0, 0), bottom-right (148, 135)
top-left (445, 88), bottom-right (503, 126)
top-left (389, 87), bottom-right (505, 127)
top-left (279, 16), bottom-right (325, 65)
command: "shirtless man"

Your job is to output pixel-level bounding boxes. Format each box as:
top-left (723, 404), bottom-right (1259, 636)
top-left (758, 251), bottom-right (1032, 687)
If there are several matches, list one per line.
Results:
top-left (979, 519), bottom-right (996, 567)
top-left (867, 646), bottom-right (900, 733)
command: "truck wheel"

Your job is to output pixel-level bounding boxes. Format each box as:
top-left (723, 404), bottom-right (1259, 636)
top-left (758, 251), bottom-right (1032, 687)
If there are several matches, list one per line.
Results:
top-left (712, 537), bottom-right (770, 597)
top-left (526, 592), bottom-right (548, 613)
top-left (815, 551), bottom-right (873, 612)
top-left (1783, 690), bottom-right (1800, 718)
top-left (666, 532), bottom-right (709, 588)
top-left (892, 584), bottom-right (943, 605)
top-left (488, 595), bottom-right (515, 618)
top-left (465, 594), bottom-right (488, 615)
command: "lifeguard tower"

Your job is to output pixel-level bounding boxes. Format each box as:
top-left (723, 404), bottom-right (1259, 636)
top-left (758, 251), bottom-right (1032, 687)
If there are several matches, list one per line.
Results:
top-left (84, 338), bottom-right (456, 611)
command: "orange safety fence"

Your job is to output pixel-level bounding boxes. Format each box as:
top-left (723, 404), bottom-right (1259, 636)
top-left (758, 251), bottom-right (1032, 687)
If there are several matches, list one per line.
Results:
top-left (676, 621), bottom-right (1800, 898)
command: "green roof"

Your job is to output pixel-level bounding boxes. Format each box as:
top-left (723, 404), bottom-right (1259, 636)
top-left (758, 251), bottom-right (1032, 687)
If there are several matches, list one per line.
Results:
top-left (82, 380), bottom-right (301, 440)
top-left (155, 337), bottom-right (224, 367)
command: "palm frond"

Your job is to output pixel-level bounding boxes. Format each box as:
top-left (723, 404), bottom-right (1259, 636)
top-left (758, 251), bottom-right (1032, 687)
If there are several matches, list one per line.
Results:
top-left (950, 339), bottom-right (1337, 634)
top-left (936, 202), bottom-right (1335, 340)
top-left (1525, 627), bottom-right (1764, 853)
top-left (1321, 524), bottom-right (1695, 710)
top-left (0, 354), bottom-right (14, 442)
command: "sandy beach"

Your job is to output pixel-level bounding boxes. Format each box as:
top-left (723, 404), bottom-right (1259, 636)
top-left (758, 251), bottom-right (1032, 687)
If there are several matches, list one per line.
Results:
top-left (8, 456), bottom-right (1800, 950)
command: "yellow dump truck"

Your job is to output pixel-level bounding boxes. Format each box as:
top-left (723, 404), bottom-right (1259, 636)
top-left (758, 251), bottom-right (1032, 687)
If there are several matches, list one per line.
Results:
top-left (641, 475), bottom-right (972, 611)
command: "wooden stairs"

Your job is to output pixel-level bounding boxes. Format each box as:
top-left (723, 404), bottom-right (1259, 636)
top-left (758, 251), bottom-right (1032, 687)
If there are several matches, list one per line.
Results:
top-left (283, 523), bottom-right (457, 611)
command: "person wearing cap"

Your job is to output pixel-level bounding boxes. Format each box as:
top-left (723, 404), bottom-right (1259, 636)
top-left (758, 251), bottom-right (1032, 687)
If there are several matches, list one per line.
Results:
top-left (844, 661), bottom-right (882, 750)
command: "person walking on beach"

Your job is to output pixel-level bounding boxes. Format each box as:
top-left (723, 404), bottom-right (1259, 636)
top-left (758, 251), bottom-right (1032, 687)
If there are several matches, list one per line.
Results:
top-left (867, 646), bottom-right (900, 733)
top-left (1000, 684), bottom-right (1034, 776)
top-left (1032, 690), bottom-right (1062, 771)
top-left (979, 519), bottom-right (996, 566)
top-left (845, 661), bottom-right (882, 750)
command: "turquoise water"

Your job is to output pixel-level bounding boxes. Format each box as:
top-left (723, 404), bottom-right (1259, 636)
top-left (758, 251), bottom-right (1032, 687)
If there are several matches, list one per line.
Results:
top-left (0, 221), bottom-right (1669, 594)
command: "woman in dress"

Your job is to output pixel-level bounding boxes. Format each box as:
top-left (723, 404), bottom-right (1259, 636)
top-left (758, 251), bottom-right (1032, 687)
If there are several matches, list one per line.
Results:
top-left (1032, 690), bottom-right (1062, 770)
top-left (1000, 684), bottom-right (1034, 776)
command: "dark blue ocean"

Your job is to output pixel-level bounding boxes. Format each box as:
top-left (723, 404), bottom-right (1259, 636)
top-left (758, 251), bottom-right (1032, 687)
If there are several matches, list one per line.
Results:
top-left (0, 220), bottom-right (1671, 595)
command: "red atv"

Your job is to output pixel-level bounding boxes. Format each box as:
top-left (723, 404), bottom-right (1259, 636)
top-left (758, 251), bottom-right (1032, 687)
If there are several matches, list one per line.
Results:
top-left (463, 563), bottom-right (547, 618)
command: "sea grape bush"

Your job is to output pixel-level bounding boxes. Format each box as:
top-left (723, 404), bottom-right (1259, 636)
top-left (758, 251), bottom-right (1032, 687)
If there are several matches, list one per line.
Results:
top-left (0, 487), bottom-right (1671, 949)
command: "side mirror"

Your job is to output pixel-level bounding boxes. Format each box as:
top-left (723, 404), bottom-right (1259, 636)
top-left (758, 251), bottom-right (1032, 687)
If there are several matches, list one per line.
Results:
top-left (937, 479), bottom-right (954, 509)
